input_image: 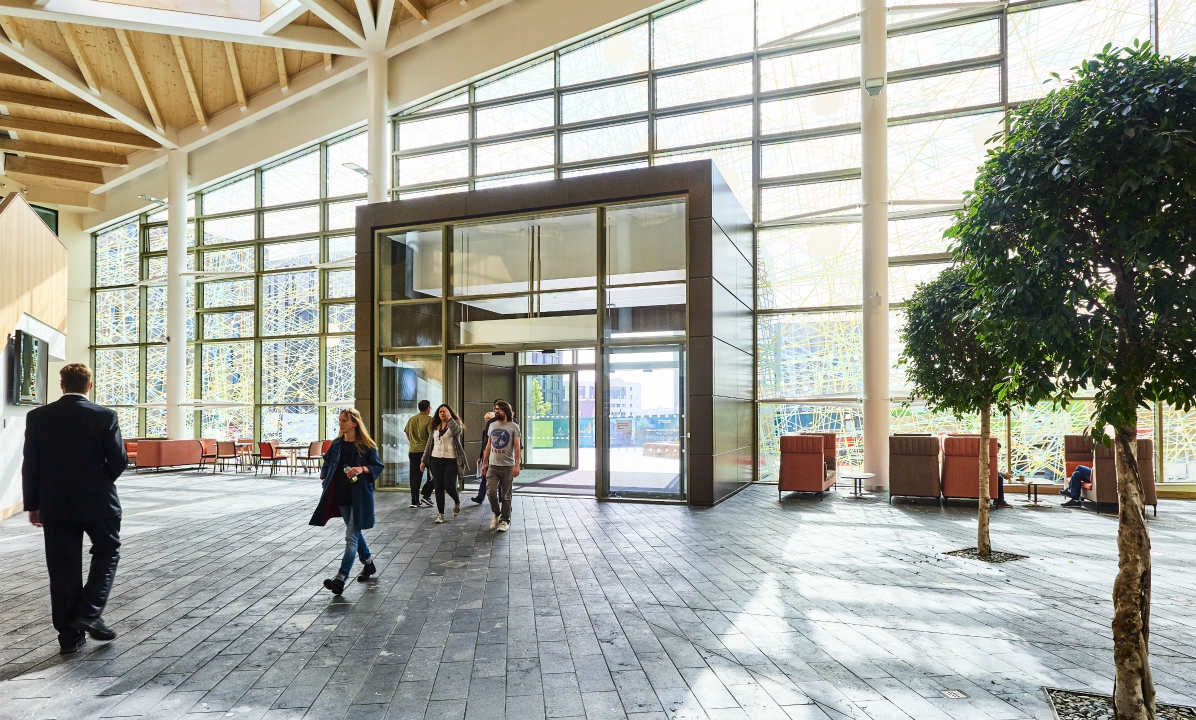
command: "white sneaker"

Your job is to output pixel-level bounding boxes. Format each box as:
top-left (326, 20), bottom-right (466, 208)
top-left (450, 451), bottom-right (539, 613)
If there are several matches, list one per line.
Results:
top-left (409, 503), bottom-right (419, 508)
top-left (497, 521), bottom-right (510, 532)
top-left (489, 514), bottom-right (500, 530)
top-left (435, 513), bottom-right (444, 524)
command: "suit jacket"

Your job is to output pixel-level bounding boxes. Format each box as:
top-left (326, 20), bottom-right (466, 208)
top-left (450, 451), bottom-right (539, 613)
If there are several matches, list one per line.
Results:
top-left (22, 394), bottom-right (126, 524)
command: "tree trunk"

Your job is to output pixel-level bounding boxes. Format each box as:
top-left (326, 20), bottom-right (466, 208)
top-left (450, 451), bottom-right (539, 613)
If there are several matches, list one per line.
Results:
top-left (1112, 425), bottom-right (1155, 720)
top-left (977, 405), bottom-right (991, 558)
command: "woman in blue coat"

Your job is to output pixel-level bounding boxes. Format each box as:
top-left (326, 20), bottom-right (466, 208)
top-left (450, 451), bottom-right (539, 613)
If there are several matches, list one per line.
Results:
top-left (309, 408), bottom-right (384, 595)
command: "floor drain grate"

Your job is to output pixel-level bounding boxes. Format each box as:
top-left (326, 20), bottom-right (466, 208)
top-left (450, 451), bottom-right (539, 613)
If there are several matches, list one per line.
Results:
top-left (942, 690), bottom-right (968, 699)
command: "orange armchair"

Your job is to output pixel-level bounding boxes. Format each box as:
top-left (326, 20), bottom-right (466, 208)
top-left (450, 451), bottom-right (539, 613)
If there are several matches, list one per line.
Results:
top-left (941, 435), bottom-right (999, 500)
top-left (1083, 438), bottom-right (1157, 515)
top-left (779, 434), bottom-right (836, 499)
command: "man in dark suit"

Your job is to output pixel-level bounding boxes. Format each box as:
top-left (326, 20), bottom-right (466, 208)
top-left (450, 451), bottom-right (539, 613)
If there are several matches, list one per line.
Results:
top-left (23, 363), bottom-right (127, 654)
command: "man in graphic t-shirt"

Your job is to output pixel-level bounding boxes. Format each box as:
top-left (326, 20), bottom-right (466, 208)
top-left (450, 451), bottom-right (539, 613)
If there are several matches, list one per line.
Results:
top-left (479, 399), bottom-right (520, 533)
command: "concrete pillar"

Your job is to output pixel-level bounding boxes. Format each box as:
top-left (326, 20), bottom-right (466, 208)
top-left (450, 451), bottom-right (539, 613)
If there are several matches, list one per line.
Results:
top-left (165, 149), bottom-right (188, 439)
top-left (861, 0), bottom-right (889, 490)
top-left (366, 53), bottom-right (389, 204)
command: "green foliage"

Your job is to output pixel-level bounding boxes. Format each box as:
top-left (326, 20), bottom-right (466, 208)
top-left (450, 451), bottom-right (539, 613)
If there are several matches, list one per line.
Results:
top-left (948, 44), bottom-right (1196, 439)
top-left (899, 265), bottom-right (1007, 418)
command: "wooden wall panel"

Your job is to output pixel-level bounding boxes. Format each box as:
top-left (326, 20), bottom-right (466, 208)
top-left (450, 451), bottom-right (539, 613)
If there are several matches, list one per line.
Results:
top-left (0, 192), bottom-right (68, 339)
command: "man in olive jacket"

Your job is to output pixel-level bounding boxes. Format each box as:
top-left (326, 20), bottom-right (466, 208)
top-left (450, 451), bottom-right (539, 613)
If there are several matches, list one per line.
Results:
top-left (22, 363), bottom-right (127, 654)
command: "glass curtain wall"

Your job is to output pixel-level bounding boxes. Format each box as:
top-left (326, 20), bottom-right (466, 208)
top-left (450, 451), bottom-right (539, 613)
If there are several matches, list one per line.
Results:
top-left (389, 0), bottom-right (1192, 483)
top-left (91, 130), bottom-right (368, 442)
top-left (91, 0), bottom-right (1196, 476)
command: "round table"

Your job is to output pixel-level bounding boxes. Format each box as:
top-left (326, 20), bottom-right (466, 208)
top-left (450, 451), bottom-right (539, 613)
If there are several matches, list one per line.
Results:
top-left (839, 471), bottom-right (876, 498)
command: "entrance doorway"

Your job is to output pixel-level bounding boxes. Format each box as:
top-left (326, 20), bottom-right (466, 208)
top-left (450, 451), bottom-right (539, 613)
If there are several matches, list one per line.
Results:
top-left (521, 372), bottom-right (574, 469)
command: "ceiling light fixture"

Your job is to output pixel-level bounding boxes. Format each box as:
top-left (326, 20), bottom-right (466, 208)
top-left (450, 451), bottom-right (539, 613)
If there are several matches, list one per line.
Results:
top-left (138, 194), bottom-right (167, 204)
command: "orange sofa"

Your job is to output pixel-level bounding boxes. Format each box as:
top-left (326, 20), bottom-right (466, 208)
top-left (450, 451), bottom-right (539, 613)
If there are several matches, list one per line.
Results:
top-left (136, 439), bottom-right (203, 470)
top-left (889, 435), bottom-right (942, 504)
top-left (941, 435), bottom-right (999, 500)
top-left (1083, 438), bottom-right (1157, 515)
top-left (779, 434), bottom-right (836, 498)
top-left (799, 432), bottom-right (838, 480)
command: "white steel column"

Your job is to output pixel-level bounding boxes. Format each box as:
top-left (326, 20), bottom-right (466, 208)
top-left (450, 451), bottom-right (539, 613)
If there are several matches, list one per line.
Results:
top-left (861, 0), bottom-right (890, 490)
top-left (366, 53), bottom-right (389, 203)
top-left (165, 149), bottom-right (188, 439)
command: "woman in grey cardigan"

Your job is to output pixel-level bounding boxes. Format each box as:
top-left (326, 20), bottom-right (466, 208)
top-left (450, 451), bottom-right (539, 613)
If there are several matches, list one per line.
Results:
top-left (420, 404), bottom-right (467, 523)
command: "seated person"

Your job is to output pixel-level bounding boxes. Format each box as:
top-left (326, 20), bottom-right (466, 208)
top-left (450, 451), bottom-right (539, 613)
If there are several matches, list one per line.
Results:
top-left (995, 471), bottom-right (1011, 508)
top-left (994, 442), bottom-right (1011, 509)
top-left (1059, 465), bottom-right (1091, 508)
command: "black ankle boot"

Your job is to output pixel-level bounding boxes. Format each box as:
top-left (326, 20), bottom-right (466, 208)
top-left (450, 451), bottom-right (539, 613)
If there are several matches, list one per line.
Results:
top-left (357, 561), bottom-right (377, 582)
top-left (323, 576), bottom-right (345, 595)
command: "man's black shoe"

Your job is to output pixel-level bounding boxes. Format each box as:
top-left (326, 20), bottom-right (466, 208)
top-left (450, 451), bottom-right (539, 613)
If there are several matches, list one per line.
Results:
top-left (357, 562), bottom-right (377, 582)
top-left (59, 634), bottom-right (86, 655)
top-left (1061, 499), bottom-right (1082, 508)
top-left (323, 577), bottom-right (345, 595)
top-left (70, 617), bottom-right (116, 641)
top-left (470, 496), bottom-right (484, 504)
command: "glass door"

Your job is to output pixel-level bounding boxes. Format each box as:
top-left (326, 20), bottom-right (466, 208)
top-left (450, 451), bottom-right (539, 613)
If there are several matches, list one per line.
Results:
top-left (522, 372), bottom-right (575, 469)
top-left (603, 345), bottom-right (684, 499)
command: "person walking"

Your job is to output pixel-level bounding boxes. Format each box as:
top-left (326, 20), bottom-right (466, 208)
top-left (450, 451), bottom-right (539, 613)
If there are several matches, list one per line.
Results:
top-left (471, 400), bottom-right (517, 504)
top-left (480, 400), bottom-right (521, 533)
top-left (404, 400), bottom-right (434, 509)
top-left (420, 404), bottom-right (467, 524)
top-left (310, 408), bottom-right (384, 596)
top-left (22, 363), bottom-right (127, 654)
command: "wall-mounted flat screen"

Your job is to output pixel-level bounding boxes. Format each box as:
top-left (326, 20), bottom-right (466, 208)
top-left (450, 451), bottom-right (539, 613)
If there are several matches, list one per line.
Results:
top-left (8, 330), bottom-right (48, 406)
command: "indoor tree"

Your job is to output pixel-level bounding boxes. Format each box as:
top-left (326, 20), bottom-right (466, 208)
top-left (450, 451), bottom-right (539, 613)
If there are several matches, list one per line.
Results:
top-left (949, 45), bottom-right (1196, 720)
top-left (898, 265), bottom-right (1008, 557)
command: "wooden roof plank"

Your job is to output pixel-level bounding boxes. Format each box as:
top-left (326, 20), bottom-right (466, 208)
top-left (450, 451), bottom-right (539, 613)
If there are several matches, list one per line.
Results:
top-left (0, 35), bottom-right (176, 147)
top-left (225, 41), bottom-right (246, 111)
top-left (0, 114), bottom-right (158, 149)
top-left (0, 138), bottom-right (125, 166)
top-left (114, 28), bottom-right (164, 133)
top-left (0, 87), bottom-right (111, 118)
top-left (57, 22), bottom-right (98, 93)
top-left (170, 34), bottom-right (206, 129)
top-left (0, 4), bottom-right (366, 56)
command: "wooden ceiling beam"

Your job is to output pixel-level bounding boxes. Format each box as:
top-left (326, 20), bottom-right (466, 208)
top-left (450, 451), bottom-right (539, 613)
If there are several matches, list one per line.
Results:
top-left (295, 0), bottom-right (368, 48)
top-left (114, 29), bottom-right (164, 133)
top-left (323, 52), bottom-right (332, 71)
top-left (0, 88), bottom-right (111, 119)
top-left (0, 56), bottom-right (38, 80)
top-left (4, 155), bottom-right (104, 191)
top-left (57, 22), bottom-right (97, 94)
top-left (275, 47), bottom-right (288, 92)
top-left (398, 0), bottom-right (427, 23)
top-left (0, 15), bottom-right (22, 47)
top-left (0, 3), bottom-right (366, 56)
top-left (224, 42), bottom-right (247, 112)
top-left (0, 35), bottom-right (176, 147)
top-left (0, 138), bottom-right (125, 166)
top-left (170, 35), bottom-right (206, 130)
top-left (0, 115), bottom-right (159, 149)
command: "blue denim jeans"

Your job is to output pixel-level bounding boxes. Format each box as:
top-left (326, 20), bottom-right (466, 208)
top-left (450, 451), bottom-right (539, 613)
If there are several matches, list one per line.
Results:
top-left (1066, 465), bottom-right (1091, 500)
top-left (339, 505), bottom-right (371, 576)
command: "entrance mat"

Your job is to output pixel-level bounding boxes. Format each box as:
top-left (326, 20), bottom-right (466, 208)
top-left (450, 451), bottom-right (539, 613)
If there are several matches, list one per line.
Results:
top-left (1045, 688), bottom-right (1196, 719)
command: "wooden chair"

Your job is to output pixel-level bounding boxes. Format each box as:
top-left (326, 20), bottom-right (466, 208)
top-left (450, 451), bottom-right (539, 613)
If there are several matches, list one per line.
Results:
top-left (213, 441), bottom-right (240, 473)
top-left (258, 441), bottom-right (286, 476)
top-left (199, 438), bottom-right (218, 470)
top-left (301, 441), bottom-right (324, 473)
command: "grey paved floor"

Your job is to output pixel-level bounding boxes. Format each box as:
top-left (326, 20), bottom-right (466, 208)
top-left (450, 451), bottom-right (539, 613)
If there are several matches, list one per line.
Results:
top-left (0, 471), bottom-right (1195, 720)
